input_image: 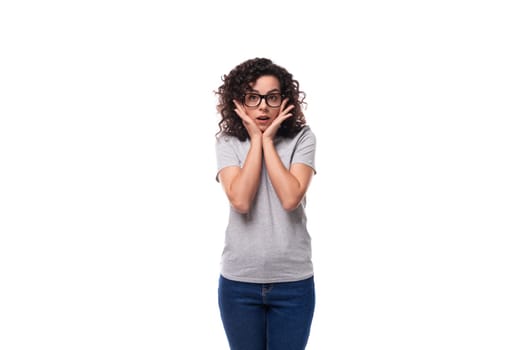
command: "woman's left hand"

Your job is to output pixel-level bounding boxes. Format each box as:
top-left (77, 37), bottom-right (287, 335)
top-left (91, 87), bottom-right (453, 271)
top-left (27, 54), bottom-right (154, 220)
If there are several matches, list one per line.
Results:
top-left (263, 98), bottom-right (295, 140)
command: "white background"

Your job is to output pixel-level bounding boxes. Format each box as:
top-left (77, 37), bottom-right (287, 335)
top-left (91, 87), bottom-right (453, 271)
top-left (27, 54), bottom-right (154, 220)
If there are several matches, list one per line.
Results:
top-left (1, 1), bottom-right (524, 349)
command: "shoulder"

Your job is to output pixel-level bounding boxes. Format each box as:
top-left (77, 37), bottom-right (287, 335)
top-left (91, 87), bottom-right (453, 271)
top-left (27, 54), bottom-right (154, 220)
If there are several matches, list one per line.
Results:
top-left (216, 134), bottom-right (243, 146)
top-left (216, 133), bottom-right (234, 143)
top-left (293, 125), bottom-right (315, 138)
top-left (275, 126), bottom-right (316, 148)
top-left (216, 134), bottom-right (251, 154)
top-left (294, 125), bottom-right (316, 144)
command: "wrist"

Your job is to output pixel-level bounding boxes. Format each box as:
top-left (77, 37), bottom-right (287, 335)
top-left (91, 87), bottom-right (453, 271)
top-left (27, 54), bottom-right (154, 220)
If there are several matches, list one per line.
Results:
top-left (250, 134), bottom-right (263, 144)
top-left (262, 135), bottom-right (274, 146)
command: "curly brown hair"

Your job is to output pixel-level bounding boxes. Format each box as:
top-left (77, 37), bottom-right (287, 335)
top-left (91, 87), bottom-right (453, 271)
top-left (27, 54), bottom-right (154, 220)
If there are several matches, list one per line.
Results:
top-left (215, 58), bottom-right (306, 141)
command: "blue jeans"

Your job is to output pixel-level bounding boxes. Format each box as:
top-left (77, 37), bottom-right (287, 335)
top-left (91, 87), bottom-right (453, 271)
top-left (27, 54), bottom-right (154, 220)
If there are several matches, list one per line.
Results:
top-left (218, 275), bottom-right (315, 350)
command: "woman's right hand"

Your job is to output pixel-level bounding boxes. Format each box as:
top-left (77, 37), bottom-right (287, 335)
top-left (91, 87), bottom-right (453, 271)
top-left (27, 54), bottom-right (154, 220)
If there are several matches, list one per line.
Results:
top-left (233, 100), bottom-right (262, 139)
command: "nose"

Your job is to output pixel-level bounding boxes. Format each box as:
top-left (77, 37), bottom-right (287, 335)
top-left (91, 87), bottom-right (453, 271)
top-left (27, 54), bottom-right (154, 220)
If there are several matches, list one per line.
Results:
top-left (258, 98), bottom-right (269, 110)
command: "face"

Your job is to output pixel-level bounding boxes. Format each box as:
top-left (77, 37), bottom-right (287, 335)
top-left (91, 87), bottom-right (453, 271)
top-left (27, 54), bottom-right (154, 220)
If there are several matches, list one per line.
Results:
top-left (243, 75), bottom-right (282, 132)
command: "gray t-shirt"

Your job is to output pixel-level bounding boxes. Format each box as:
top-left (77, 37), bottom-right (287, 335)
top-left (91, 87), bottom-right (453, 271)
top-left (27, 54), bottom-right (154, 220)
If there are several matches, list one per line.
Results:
top-left (215, 126), bottom-right (316, 283)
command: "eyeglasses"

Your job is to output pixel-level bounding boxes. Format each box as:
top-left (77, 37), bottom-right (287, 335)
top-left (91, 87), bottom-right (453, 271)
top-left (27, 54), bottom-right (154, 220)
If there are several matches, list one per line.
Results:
top-left (242, 92), bottom-right (284, 108)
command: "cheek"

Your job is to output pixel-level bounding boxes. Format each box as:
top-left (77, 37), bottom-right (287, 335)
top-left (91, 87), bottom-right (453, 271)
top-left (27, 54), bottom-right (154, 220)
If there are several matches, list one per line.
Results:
top-left (245, 110), bottom-right (258, 120)
top-left (269, 109), bottom-right (280, 119)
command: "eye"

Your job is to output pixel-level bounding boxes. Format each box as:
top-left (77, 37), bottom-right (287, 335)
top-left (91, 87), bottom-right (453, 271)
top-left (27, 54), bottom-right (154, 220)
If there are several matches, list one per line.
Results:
top-left (267, 94), bottom-right (279, 102)
top-left (246, 94), bottom-right (259, 102)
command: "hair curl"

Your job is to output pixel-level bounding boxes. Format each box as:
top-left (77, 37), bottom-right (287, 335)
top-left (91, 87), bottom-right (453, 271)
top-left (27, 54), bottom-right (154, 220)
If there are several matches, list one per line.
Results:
top-left (215, 58), bottom-right (306, 141)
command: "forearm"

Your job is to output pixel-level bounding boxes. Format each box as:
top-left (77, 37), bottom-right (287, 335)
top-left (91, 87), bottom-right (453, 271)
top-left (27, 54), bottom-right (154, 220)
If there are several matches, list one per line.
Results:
top-left (262, 138), bottom-right (303, 211)
top-left (228, 136), bottom-right (263, 212)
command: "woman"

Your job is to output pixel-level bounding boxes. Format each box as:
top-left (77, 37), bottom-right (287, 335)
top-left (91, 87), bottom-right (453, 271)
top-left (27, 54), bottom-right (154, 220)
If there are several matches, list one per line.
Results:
top-left (215, 57), bottom-right (316, 350)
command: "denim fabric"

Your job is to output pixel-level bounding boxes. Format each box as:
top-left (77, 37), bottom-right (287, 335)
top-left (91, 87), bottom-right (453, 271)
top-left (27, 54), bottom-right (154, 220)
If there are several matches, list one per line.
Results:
top-left (218, 275), bottom-right (315, 350)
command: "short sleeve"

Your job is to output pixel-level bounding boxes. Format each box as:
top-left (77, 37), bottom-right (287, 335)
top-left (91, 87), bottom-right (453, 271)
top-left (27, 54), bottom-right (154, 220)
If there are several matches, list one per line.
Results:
top-left (291, 127), bottom-right (317, 174)
top-left (215, 136), bottom-right (241, 182)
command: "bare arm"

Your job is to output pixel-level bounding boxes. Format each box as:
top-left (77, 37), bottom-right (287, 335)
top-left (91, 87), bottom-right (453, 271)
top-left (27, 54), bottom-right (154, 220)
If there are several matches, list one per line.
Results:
top-left (261, 99), bottom-right (314, 211)
top-left (263, 138), bottom-right (314, 211)
top-left (217, 100), bottom-right (263, 214)
top-left (218, 137), bottom-right (262, 213)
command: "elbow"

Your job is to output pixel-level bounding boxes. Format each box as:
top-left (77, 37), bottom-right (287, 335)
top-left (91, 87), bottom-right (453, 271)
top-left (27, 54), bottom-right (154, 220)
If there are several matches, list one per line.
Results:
top-left (282, 199), bottom-right (301, 212)
top-left (230, 200), bottom-right (251, 214)
top-left (281, 191), bottom-right (306, 212)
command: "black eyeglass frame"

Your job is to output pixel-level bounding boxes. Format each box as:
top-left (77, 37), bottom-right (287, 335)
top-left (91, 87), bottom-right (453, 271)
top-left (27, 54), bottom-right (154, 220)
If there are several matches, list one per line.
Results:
top-left (242, 93), bottom-right (286, 108)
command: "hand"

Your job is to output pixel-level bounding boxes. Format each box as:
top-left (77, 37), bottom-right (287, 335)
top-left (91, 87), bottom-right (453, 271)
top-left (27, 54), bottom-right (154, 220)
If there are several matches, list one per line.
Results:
top-left (233, 100), bottom-right (262, 139)
top-left (263, 98), bottom-right (294, 140)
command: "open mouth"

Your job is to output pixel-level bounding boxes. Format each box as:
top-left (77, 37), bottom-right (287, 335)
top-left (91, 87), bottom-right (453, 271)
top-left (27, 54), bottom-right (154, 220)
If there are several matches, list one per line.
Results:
top-left (257, 116), bottom-right (270, 121)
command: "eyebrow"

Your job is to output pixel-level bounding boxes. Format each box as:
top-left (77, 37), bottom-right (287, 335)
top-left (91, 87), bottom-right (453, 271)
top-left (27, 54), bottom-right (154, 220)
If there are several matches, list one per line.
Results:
top-left (247, 88), bottom-right (281, 94)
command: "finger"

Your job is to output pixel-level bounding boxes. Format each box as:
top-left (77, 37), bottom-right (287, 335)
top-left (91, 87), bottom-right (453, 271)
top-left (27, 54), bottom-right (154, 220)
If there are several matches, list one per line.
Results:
top-left (278, 105), bottom-right (294, 120)
top-left (279, 98), bottom-right (290, 113)
top-left (233, 99), bottom-right (243, 110)
top-left (233, 100), bottom-right (248, 115)
top-left (234, 108), bottom-right (245, 120)
top-left (233, 105), bottom-right (250, 122)
top-left (281, 104), bottom-right (295, 115)
top-left (277, 113), bottom-right (293, 123)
